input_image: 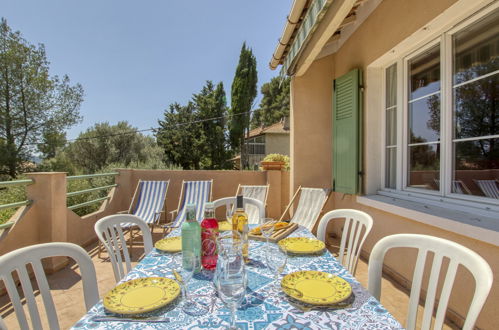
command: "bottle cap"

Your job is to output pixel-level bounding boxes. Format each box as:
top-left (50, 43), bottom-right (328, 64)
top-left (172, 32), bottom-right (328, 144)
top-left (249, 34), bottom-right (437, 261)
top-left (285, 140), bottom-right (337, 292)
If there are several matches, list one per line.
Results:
top-left (236, 195), bottom-right (243, 209)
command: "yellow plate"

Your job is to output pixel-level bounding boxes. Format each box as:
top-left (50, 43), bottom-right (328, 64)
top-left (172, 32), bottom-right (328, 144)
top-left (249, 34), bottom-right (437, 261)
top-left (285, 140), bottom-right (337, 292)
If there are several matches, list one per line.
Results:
top-left (103, 277), bottom-right (180, 314)
top-left (217, 221), bottom-right (232, 231)
top-left (281, 271), bottom-right (352, 305)
top-left (278, 237), bottom-right (325, 254)
top-left (154, 237), bottom-right (181, 252)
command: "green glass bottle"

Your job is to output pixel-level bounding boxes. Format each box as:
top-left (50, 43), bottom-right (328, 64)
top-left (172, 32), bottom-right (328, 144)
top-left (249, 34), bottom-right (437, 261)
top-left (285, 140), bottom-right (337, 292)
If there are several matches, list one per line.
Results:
top-left (181, 203), bottom-right (201, 271)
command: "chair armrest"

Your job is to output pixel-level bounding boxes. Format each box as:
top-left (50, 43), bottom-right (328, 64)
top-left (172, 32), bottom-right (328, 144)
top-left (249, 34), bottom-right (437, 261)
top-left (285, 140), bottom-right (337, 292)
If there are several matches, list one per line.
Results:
top-left (117, 210), bottom-right (129, 214)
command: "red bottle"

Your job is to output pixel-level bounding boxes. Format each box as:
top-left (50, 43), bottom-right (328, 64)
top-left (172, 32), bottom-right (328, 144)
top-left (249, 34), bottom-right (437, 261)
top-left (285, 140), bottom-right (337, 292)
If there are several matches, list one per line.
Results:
top-left (201, 202), bottom-right (219, 270)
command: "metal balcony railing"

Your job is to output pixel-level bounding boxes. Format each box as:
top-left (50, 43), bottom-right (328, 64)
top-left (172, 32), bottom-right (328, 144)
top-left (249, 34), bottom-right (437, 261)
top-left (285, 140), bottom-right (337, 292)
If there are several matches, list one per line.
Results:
top-left (0, 178), bottom-right (34, 229)
top-left (66, 172), bottom-right (119, 211)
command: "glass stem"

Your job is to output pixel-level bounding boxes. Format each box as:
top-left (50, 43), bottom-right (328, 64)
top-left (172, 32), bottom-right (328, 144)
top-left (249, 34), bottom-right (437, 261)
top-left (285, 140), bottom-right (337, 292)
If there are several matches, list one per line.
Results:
top-left (230, 305), bottom-right (237, 329)
top-left (182, 284), bottom-right (189, 303)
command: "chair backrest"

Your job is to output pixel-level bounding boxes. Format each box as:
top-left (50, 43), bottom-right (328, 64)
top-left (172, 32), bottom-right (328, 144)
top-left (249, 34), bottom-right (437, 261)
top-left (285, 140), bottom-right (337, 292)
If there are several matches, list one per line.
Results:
top-left (238, 185), bottom-right (269, 223)
top-left (131, 180), bottom-right (169, 224)
top-left (317, 209), bottom-right (373, 275)
top-left (0, 243), bottom-right (99, 330)
top-left (474, 180), bottom-right (499, 199)
top-left (368, 234), bottom-right (493, 330)
top-left (289, 187), bottom-right (330, 231)
top-left (213, 197), bottom-right (265, 224)
top-left (95, 214), bottom-right (153, 282)
top-left (174, 180), bottom-right (212, 225)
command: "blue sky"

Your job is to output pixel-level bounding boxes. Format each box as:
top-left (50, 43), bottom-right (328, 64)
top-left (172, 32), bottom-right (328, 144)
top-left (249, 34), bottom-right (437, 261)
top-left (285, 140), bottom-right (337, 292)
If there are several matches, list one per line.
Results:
top-left (3, 1), bottom-right (292, 139)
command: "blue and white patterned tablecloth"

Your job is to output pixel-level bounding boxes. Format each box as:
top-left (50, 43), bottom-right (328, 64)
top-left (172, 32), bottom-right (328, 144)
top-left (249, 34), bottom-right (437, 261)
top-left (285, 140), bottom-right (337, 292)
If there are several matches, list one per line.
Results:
top-left (72, 226), bottom-right (403, 329)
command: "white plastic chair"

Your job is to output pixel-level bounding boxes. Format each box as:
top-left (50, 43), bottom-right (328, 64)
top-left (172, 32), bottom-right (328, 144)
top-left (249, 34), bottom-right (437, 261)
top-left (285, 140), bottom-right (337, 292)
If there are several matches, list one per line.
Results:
top-left (368, 234), bottom-right (493, 330)
top-left (0, 242), bottom-right (99, 330)
top-left (236, 184), bottom-right (269, 223)
top-left (95, 214), bottom-right (153, 282)
top-left (213, 196), bottom-right (265, 224)
top-left (279, 186), bottom-right (331, 231)
top-left (317, 209), bottom-right (373, 275)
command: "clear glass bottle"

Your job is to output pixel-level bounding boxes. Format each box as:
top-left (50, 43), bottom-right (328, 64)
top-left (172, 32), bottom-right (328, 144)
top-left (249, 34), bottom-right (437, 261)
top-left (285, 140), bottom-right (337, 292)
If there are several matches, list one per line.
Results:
top-left (181, 203), bottom-right (201, 272)
top-left (201, 202), bottom-right (219, 270)
top-left (231, 195), bottom-right (249, 263)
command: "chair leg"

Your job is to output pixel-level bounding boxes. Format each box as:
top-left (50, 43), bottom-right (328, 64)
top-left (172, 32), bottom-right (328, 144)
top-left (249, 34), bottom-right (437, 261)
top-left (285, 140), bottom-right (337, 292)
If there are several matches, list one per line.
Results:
top-left (98, 240), bottom-right (102, 259)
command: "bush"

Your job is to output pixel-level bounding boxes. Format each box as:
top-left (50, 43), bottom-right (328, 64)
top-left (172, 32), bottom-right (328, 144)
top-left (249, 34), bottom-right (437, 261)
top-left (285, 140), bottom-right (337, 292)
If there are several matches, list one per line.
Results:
top-left (0, 180), bottom-right (28, 224)
top-left (262, 153), bottom-right (290, 170)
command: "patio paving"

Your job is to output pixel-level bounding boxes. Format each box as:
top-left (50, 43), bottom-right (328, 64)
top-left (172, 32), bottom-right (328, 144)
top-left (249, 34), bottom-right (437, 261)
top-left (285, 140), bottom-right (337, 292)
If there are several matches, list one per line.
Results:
top-left (0, 228), bottom-right (458, 329)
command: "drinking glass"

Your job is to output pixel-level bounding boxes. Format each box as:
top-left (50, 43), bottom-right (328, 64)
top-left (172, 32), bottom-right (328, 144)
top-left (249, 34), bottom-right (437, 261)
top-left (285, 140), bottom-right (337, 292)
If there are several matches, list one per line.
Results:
top-left (173, 252), bottom-right (208, 316)
top-left (226, 202), bottom-right (235, 222)
top-left (216, 249), bottom-right (246, 330)
top-left (264, 244), bottom-right (287, 292)
top-left (260, 218), bottom-right (275, 245)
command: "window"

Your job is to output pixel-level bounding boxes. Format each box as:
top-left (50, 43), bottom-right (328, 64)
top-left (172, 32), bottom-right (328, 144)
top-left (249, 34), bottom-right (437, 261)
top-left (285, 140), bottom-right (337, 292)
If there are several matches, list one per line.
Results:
top-left (248, 136), bottom-right (265, 155)
top-left (383, 7), bottom-right (499, 202)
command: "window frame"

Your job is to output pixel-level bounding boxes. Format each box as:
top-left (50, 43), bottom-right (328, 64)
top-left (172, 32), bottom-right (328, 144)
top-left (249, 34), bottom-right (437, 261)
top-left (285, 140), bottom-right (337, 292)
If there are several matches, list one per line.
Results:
top-left (380, 4), bottom-right (499, 209)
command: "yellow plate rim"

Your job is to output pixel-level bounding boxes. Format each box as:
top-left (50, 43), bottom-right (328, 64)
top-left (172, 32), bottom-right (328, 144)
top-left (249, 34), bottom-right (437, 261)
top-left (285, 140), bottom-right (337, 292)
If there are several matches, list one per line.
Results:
top-left (281, 271), bottom-right (352, 305)
top-left (103, 277), bottom-right (180, 315)
top-left (278, 237), bottom-right (325, 254)
top-left (154, 236), bottom-right (181, 252)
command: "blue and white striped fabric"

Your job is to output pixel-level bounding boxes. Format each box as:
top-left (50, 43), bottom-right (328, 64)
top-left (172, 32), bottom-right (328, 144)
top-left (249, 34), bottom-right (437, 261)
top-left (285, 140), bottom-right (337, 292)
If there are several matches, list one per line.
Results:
top-left (130, 181), bottom-right (169, 225)
top-left (173, 180), bottom-right (212, 226)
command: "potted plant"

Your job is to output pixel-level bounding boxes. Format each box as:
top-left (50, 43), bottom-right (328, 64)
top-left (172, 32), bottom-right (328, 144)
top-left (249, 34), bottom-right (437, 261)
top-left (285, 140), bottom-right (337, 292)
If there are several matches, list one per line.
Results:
top-left (260, 154), bottom-right (290, 170)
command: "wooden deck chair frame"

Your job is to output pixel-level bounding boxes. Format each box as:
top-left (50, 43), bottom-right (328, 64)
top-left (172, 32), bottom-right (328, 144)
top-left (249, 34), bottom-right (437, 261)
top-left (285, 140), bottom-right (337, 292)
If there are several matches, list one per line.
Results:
top-left (164, 179), bottom-right (213, 234)
top-left (278, 186), bottom-right (332, 227)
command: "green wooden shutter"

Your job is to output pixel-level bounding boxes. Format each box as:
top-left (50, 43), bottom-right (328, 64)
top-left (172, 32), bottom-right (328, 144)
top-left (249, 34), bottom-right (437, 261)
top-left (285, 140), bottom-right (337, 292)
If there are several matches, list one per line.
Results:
top-left (333, 68), bottom-right (362, 194)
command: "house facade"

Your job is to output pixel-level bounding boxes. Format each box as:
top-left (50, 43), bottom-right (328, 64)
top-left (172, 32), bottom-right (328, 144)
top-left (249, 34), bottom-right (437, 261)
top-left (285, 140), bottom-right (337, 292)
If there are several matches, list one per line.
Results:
top-left (271, 0), bottom-right (498, 328)
top-left (243, 119), bottom-right (290, 169)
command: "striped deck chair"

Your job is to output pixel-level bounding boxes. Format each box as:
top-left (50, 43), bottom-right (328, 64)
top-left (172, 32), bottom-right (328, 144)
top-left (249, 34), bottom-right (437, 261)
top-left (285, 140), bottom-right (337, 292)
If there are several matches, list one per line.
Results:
top-left (236, 184), bottom-right (269, 224)
top-left (128, 180), bottom-right (169, 225)
top-left (279, 186), bottom-right (331, 231)
top-left (474, 180), bottom-right (499, 199)
top-left (434, 179), bottom-right (472, 194)
top-left (164, 180), bottom-right (213, 232)
top-left (98, 180), bottom-right (168, 258)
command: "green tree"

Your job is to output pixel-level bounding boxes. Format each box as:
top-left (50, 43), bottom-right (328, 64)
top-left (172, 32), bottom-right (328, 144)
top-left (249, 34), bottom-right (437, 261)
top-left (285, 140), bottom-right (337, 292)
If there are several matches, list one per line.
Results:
top-left (194, 81), bottom-right (229, 169)
top-left (65, 121), bottom-right (164, 173)
top-left (156, 103), bottom-right (204, 169)
top-left (251, 77), bottom-right (290, 128)
top-left (38, 128), bottom-right (67, 159)
top-left (229, 43), bottom-right (258, 168)
top-left (0, 18), bottom-right (83, 178)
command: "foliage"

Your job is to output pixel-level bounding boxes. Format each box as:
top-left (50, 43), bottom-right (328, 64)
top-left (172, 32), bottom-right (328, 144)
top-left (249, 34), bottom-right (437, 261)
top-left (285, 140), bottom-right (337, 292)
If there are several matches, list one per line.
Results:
top-left (157, 102), bottom-right (204, 169)
top-left (193, 81), bottom-right (230, 169)
top-left (38, 128), bottom-right (67, 160)
top-left (63, 121), bottom-right (165, 173)
top-left (262, 153), bottom-right (290, 170)
top-left (0, 18), bottom-right (83, 178)
top-left (0, 183), bottom-right (26, 224)
top-left (157, 81), bottom-right (231, 170)
top-left (251, 77), bottom-right (290, 128)
top-left (229, 43), bottom-right (258, 168)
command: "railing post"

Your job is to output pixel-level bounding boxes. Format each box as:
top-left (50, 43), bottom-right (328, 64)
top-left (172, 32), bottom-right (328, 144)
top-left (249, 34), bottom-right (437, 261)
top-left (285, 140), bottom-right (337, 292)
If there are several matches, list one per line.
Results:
top-left (26, 172), bottom-right (68, 272)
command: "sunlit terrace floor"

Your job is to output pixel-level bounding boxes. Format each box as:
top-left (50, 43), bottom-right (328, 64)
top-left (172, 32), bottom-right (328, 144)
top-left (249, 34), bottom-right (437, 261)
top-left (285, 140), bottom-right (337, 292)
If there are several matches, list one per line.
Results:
top-left (0, 227), bottom-right (457, 329)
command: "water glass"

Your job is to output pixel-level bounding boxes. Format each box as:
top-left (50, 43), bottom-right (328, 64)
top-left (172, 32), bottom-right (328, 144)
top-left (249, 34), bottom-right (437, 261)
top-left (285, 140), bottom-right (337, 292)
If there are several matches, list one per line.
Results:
top-left (173, 252), bottom-right (207, 316)
top-left (260, 218), bottom-right (275, 244)
top-left (216, 256), bottom-right (246, 329)
top-left (264, 244), bottom-right (287, 291)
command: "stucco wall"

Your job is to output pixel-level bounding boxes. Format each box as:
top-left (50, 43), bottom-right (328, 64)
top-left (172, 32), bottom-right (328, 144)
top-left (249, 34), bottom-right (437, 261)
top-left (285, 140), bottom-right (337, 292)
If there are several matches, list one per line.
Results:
top-left (290, 0), bottom-right (498, 328)
top-left (266, 133), bottom-right (290, 156)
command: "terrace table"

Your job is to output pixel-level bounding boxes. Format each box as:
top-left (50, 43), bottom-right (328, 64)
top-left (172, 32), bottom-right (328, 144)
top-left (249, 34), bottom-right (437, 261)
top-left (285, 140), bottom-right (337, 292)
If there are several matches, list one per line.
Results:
top-left (72, 226), bottom-right (403, 329)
